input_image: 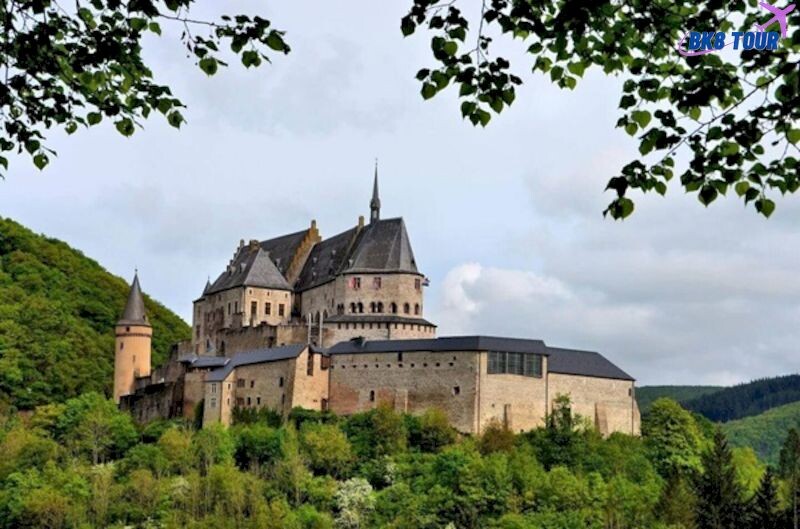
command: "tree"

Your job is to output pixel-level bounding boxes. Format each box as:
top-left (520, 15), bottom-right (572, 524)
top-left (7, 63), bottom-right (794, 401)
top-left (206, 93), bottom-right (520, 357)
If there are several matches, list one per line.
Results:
top-left (643, 398), bottom-right (704, 478)
top-left (747, 466), bottom-right (780, 529)
top-left (334, 478), bottom-right (374, 529)
top-left (402, 0), bottom-right (799, 218)
top-left (694, 428), bottom-right (745, 529)
top-left (300, 423), bottom-right (354, 478)
top-left (0, 0), bottom-right (289, 177)
top-left (780, 428), bottom-right (800, 529)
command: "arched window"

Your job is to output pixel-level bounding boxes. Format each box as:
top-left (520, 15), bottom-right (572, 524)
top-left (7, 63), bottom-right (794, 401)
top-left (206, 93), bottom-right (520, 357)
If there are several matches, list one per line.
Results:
top-left (369, 390), bottom-right (375, 402)
top-left (377, 302), bottom-right (384, 313)
top-left (357, 302), bottom-right (364, 313)
top-left (350, 302), bottom-right (357, 313)
top-left (323, 310), bottom-right (328, 319)
top-left (414, 303), bottom-right (420, 315)
top-left (370, 302), bottom-right (376, 313)
top-left (403, 303), bottom-right (410, 314)
top-left (390, 302), bottom-right (398, 314)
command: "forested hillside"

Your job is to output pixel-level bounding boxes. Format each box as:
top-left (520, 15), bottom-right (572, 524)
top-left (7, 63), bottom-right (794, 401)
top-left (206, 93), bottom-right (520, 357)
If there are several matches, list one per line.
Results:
top-left (683, 375), bottom-right (800, 423)
top-left (0, 217), bottom-right (190, 410)
top-left (636, 386), bottom-right (723, 413)
top-left (724, 401), bottom-right (800, 464)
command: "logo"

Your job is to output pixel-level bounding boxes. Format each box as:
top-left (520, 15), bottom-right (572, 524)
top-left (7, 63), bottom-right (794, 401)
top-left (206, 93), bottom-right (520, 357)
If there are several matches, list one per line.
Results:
top-left (677, 1), bottom-right (795, 56)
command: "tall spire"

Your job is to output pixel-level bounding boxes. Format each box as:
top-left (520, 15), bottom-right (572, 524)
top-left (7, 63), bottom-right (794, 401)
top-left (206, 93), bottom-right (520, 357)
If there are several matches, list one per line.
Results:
top-left (370, 159), bottom-right (381, 224)
top-left (119, 271), bottom-right (150, 326)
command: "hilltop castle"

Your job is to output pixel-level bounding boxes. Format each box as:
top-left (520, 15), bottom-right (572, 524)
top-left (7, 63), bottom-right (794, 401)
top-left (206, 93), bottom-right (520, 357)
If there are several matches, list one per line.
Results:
top-left (115, 171), bottom-right (641, 436)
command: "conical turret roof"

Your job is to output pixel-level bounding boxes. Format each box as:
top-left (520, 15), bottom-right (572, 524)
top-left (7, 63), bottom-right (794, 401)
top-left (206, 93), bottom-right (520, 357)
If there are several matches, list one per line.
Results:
top-left (118, 272), bottom-right (150, 326)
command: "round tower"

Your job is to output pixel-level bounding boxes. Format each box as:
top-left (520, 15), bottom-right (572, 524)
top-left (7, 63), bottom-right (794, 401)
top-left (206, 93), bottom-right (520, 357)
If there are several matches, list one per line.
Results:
top-left (114, 272), bottom-right (152, 403)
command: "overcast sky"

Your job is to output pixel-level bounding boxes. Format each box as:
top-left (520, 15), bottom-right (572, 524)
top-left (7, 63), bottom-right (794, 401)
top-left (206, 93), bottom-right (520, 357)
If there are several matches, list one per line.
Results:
top-left (2, 1), bottom-right (798, 386)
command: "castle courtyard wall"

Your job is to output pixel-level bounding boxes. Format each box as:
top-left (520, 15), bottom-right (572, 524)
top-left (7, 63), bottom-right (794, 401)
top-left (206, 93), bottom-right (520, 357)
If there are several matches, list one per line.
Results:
top-left (477, 354), bottom-right (548, 434)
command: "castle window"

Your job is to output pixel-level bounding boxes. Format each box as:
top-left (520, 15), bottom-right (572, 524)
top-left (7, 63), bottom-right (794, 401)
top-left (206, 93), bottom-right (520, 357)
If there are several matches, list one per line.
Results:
top-left (279, 377), bottom-right (284, 387)
top-left (211, 384), bottom-right (217, 394)
top-left (370, 302), bottom-right (376, 313)
top-left (452, 386), bottom-right (460, 396)
top-left (414, 304), bottom-right (420, 315)
top-left (357, 302), bottom-right (364, 313)
top-left (350, 303), bottom-right (357, 313)
top-left (264, 302), bottom-right (271, 315)
top-left (353, 277), bottom-right (362, 289)
top-left (403, 303), bottom-right (410, 314)
top-left (250, 380), bottom-right (255, 388)
top-left (415, 278), bottom-right (421, 291)
top-left (523, 354), bottom-right (543, 377)
top-left (247, 397), bottom-right (251, 406)
top-left (237, 378), bottom-right (245, 388)
top-left (251, 301), bottom-right (257, 317)
top-left (234, 301), bottom-right (239, 313)
top-left (373, 277), bottom-right (382, 289)
top-left (257, 397), bottom-right (261, 405)
top-left (321, 398), bottom-right (329, 411)
top-left (369, 390), bottom-right (375, 402)
top-left (210, 398), bottom-right (216, 408)
top-left (120, 342), bottom-right (124, 350)
top-left (126, 326), bottom-right (130, 332)
top-left (488, 352), bottom-right (506, 374)
top-left (281, 394), bottom-right (286, 405)
top-left (195, 325), bottom-right (200, 338)
top-left (278, 304), bottom-right (285, 316)
top-left (308, 352), bottom-right (315, 376)
top-left (377, 302), bottom-right (384, 313)
top-left (398, 352), bottom-right (403, 362)
top-left (228, 303), bottom-right (231, 315)
top-left (390, 302), bottom-right (398, 314)
top-left (338, 323), bottom-right (342, 330)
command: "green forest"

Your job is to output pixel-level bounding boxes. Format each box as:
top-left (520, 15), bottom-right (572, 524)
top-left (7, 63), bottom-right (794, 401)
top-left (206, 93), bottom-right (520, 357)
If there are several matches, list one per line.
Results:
top-left (0, 217), bottom-right (191, 410)
top-left (2, 394), bottom-right (799, 529)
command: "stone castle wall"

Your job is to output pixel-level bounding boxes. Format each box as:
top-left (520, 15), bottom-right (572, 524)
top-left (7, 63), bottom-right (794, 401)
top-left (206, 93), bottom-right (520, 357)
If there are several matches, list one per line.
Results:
top-left (477, 354), bottom-right (549, 434)
top-left (547, 373), bottom-right (639, 436)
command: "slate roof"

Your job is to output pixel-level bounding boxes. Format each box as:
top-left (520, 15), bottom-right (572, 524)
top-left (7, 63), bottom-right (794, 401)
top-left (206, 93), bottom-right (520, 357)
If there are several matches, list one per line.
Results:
top-left (205, 344), bottom-right (308, 382)
top-left (118, 273), bottom-right (150, 326)
top-left (177, 354), bottom-right (230, 369)
top-left (326, 335), bottom-right (548, 355)
top-left (346, 218), bottom-right (418, 274)
top-left (206, 246), bottom-right (291, 295)
top-left (546, 347), bottom-right (634, 381)
top-left (295, 218), bottom-right (420, 291)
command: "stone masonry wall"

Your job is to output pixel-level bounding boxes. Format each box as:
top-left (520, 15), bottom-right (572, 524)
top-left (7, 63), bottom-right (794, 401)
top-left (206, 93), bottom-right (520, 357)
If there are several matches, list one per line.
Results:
top-left (477, 354), bottom-right (549, 434)
top-left (547, 373), bottom-right (639, 436)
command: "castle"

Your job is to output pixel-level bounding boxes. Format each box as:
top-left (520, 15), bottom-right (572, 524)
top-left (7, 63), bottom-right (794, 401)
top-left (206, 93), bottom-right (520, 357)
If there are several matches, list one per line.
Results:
top-left (115, 172), bottom-right (641, 436)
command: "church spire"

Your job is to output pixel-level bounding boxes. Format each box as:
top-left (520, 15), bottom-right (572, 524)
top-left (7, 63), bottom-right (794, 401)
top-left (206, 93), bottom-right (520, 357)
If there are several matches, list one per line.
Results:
top-left (119, 271), bottom-right (149, 326)
top-left (370, 159), bottom-right (381, 224)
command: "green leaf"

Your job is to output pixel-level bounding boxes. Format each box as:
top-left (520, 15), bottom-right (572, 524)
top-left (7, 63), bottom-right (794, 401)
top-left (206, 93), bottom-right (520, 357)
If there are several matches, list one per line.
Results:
top-left (443, 41), bottom-right (458, 57)
top-left (199, 57), bottom-right (218, 76)
top-left (688, 107), bottom-right (701, 120)
top-left (115, 118), bottom-right (135, 136)
top-left (460, 101), bottom-right (477, 117)
top-left (33, 153), bottom-right (49, 170)
top-left (698, 185), bottom-right (718, 206)
top-left (490, 98), bottom-right (503, 113)
top-left (625, 123), bottom-right (638, 136)
top-left (401, 16), bottom-right (415, 37)
top-left (550, 66), bottom-right (564, 81)
top-left (167, 111), bottom-right (184, 128)
top-left (477, 109), bottom-right (491, 127)
top-left (87, 112), bottom-right (102, 125)
top-left (241, 50), bottom-right (261, 68)
top-left (421, 83), bottom-right (437, 100)
top-left (24, 140), bottom-right (40, 154)
top-left (266, 33), bottom-right (286, 52)
top-left (149, 22), bottom-right (162, 35)
top-left (755, 198), bottom-right (775, 218)
top-left (501, 89), bottom-right (515, 106)
top-left (65, 122), bottom-right (78, 135)
top-left (130, 18), bottom-right (147, 31)
top-left (631, 110), bottom-right (651, 128)
top-left (734, 181), bottom-right (750, 197)
top-left (567, 61), bottom-right (587, 77)
top-left (788, 129), bottom-right (800, 145)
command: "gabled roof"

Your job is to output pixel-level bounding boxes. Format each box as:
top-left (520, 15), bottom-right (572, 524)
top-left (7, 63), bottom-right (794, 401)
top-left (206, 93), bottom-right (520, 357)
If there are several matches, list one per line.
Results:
top-left (207, 245), bottom-right (291, 295)
top-left (345, 218), bottom-right (418, 274)
top-left (296, 226), bottom-right (359, 291)
top-left (546, 347), bottom-right (634, 381)
top-left (118, 273), bottom-right (150, 326)
top-left (205, 344), bottom-right (308, 382)
top-left (260, 229), bottom-right (310, 276)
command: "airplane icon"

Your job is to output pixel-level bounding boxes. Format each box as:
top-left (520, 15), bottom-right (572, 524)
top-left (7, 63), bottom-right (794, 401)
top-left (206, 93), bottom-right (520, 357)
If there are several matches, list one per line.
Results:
top-left (756, 1), bottom-right (796, 37)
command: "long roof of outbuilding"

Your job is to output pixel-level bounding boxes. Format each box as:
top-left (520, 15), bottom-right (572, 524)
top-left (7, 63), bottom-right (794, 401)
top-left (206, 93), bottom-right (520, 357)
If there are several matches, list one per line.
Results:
top-left (205, 344), bottom-right (308, 382)
top-left (325, 336), bottom-right (634, 381)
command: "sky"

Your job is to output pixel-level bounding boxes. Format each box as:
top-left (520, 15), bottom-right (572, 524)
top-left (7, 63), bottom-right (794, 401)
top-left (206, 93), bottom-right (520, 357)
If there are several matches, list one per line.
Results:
top-left (2, 1), bottom-right (798, 387)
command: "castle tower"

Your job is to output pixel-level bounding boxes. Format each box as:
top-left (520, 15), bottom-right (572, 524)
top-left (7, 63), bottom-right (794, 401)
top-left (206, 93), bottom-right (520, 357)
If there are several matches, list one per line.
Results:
top-left (113, 272), bottom-right (152, 403)
top-left (370, 161), bottom-right (381, 224)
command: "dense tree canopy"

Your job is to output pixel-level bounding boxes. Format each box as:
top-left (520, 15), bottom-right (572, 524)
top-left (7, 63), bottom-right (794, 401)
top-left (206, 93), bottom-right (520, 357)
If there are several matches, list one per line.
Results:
top-left (2, 1), bottom-right (797, 218)
top-left (0, 395), bottom-right (798, 529)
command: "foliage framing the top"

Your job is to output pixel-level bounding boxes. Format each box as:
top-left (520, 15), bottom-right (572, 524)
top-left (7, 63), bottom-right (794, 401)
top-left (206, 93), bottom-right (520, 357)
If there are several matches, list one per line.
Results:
top-left (401, 0), bottom-right (799, 218)
top-left (0, 217), bottom-right (190, 410)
